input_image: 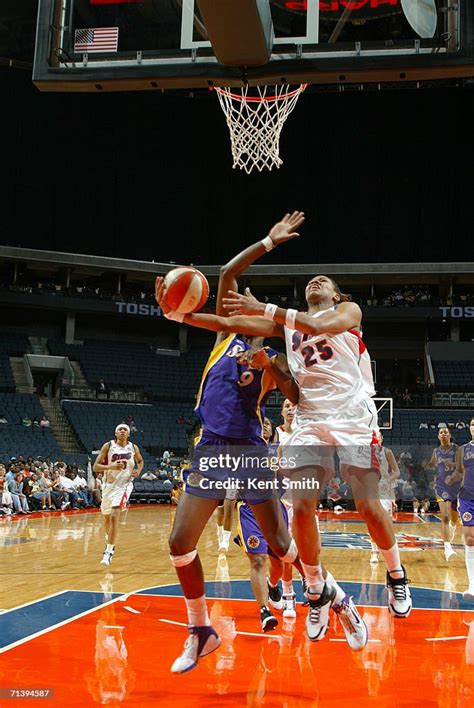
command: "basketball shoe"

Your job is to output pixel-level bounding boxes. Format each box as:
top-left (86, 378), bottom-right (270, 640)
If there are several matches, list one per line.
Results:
top-left (267, 580), bottom-right (283, 611)
top-left (171, 626), bottom-right (221, 674)
top-left (386, 565), bottom-right (412, 618)
top-left (282, 593), bottom-right (297, 618)
top-left (260, 607), bottom-right (278, 632)
top-left (305, 582), bottom-right (336, 641)
top-left (332, 594), bottom-right (368, 651)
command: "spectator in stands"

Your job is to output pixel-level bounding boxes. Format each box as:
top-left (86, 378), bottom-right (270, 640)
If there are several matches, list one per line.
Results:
top-left (32, 417), bottom-right (40, 429)
top-left (57, 470), bottom-right (83, 509)
top-left (49, 471), bottom-right (70, 510)
top-left (402, 389), bottom-right (413, 406)
top-left (73, 471), bottom-right (94, 507)
top-left (96, 379), bottom-right (109, 398)
top-left (418, 422), bottom-right (428, 429)
top-left (171, 482), bottom-right (182, 505)
top-left (0, 464), bottom-right (14, 515)
top-left (29, 473), bottom-right (54, 511)
top-left (39, 416), bottom-right (50, 432)
top-left (456, 420), bottom-right (466, 430)
top-left (127, 415), bottom-right (138, 433)
top-left (162, 449), bottom-right (171, 464)
top-left (92, 473), bottom-right (103, 507)
top-left (0, 415), bottom-right (8, 424)
top-left (141, 470), bottom-right (157, 480)
top-left (22, 416), bottom-right (32, 427)
top-left (8, 473), bottom-right (31, 514)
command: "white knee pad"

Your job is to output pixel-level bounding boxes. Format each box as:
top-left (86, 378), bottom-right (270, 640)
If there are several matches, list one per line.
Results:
top-left (280, 538), bottom-right (298, 563)
top-left (169, 549), bottom-right (198, 567)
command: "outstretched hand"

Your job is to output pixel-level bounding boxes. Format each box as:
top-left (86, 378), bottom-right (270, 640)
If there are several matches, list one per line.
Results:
top-left (155, 276), bottom-right (173, 315)
top-left (223, 288), bottom-right (265, 316)
top-left (267, 211), bottom-right (305, 247)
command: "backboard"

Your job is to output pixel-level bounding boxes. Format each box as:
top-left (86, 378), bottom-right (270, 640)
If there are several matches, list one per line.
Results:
top-left (32, 1), bottom-right (470, 92)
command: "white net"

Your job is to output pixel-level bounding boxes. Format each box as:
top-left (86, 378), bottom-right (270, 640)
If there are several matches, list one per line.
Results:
top-left (214, 84), bottom-right (307, 174)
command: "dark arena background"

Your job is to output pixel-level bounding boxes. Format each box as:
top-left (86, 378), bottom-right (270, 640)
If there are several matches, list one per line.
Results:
top-left (1, 2), bottom-right (474, 706)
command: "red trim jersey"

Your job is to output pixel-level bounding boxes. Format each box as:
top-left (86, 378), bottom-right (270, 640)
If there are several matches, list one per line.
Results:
top-left (284, 306), bottom-right (375, 418)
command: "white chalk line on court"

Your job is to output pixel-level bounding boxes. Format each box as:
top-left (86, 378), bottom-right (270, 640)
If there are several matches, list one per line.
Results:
top-left (158, 618), bottom-right (280, 639)
top-left (425, 635), bottom-right (468, 642)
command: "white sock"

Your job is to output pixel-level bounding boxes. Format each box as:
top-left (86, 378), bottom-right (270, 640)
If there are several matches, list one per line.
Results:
top-left (106, 544), bottom-right (114, 553)
top-left (444, 541), bottom-right (453, 551)
top-left (325, 571), bottom-right (346, 605)
top-left (221, 530), bottom-right (231, 545)
top-left (300, 563), bottom-right (324, 594)
top-left (185, 595), bottom-right (211, 627)
top-left (380, 544), bottom-right (403, 578)
top-left (282, 580), bottom-right (294, 595)
top-left (466, 546), bottom-right (474, 587)
top-left (370, 540), bottom-right (378, 553)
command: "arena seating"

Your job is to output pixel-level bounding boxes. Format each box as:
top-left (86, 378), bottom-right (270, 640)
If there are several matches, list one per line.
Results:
top-left (0, 334), bottom-right (31, 393)
top-left (432, 360), bottom-right (474, 393)
top-left (48, 338), bottom-right (209, 401)
top-left (382, 408), bottom-right (473, 449)
top-left (130, 478), bottom-right (172, 504)
top-left (0, 392), bottom-right (63, 461)
top-left (62, 399), bottom-right (197, 462)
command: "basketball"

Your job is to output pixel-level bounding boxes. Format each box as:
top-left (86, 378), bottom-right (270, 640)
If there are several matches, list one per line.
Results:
top-left (161, 267), bottom-right (209, 314)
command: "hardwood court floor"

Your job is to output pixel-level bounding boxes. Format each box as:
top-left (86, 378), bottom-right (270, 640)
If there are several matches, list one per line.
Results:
top-left (1, 505), bottom-right (473, 706)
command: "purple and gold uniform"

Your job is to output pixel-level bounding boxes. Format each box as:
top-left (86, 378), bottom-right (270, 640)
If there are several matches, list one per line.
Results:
top-left (459, 441), bottom-right (474, 526)
top-left (434, 445), bottom-right (460, 503)
top-left (236, 498), bottom-right (289, 557)
top-left (184, 334), bottom-right (278, 501)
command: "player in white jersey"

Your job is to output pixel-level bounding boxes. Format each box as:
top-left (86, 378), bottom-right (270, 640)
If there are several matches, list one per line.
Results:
top-left (93, 424), bottom-right (143, 566)
top-left (217, 272), bottom-right (411, 620)
top-left (369, 433), bottom-right (400, 564)
top-left (157, 215), bottom-right (374, 647)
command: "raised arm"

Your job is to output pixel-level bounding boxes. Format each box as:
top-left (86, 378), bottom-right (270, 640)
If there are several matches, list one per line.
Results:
top-left (215, 211), bottom-right (304, 317)
top-left (223, 289), bottom-right (362, 337)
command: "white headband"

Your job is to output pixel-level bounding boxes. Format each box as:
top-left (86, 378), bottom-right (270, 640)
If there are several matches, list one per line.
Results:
top-left (115, 424), bottom-right (130, 435)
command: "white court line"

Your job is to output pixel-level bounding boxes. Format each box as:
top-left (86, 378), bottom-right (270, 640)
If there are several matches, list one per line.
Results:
top-left (425, 636), bottom-right (468, 642)
top-left (0, 592), bottom-right (128, 654)
top-left (158, 618), bottom-right (280, 639)
top-left (103, 625), bottom-right (125, 629)
top-left (330, 638), bottom-right (381, 643)
top-left (123, 606), bottom-right (141, 614)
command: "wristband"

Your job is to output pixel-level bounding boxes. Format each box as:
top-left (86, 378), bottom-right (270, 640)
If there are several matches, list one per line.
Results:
top-left (164, 311), bottom-right (185, 323)
top-left (285, 308), bottom-right (298, 329)
top-left (261, 235), bottom-right (275, 252)
top-left (264, 303), bottom-right (278, 320)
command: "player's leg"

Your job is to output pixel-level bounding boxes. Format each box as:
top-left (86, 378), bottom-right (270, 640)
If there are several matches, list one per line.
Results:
top-left (168, 492), bottom-right (221, 673)
top-left (459, 498), bottom-right (474, 601)
top-left (216, 500), bottom-right (224, 548)
top-left (281, 562), bottom-right (297, 618)
top-left (463, 526), bottom-right (474, 601)
top-left (439, 499), bottom-right (456, 561)
top-left (100, 508), bottom-right (119, 566)
top-left (346, 465), bottom-right (412, 618)
top-left (220, 497), bottom-right (235, 552)
top-left (248, 553), bottom-right (279, 631)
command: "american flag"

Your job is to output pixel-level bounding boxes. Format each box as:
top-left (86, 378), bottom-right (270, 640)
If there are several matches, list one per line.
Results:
top-left (74, 27), bottom-right (119, 54)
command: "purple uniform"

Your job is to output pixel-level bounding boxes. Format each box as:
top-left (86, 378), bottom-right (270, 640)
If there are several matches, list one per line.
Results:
top-left (184, 335), bottom-right (278, 501)
top-left (236, 499), bottom-right (289, 557)
top-left (195, 334), bottom-right (277, 438)
top-left (459, 441), bottom-right (474, 526)
top-left (434, 445), bottom-right (460, 503)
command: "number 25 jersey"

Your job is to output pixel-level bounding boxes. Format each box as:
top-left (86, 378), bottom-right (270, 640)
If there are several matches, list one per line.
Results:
top-left (284, 306), bottom-right (375, 417)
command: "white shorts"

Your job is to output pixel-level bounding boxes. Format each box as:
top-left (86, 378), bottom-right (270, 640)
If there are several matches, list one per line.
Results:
top-left (101, 482), bottom-right (134, 515)
top-left (280, 398), bottom-right (380, 473)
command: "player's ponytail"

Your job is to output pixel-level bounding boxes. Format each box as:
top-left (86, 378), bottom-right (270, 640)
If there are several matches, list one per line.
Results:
top-left (328, 277), bottom-right (352, 304)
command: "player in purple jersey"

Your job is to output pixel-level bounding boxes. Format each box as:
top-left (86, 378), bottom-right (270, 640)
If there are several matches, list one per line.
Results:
top-left (157, 213), bottom-right (369, 660)
top-left (449, 418), bottom-right (474, 601)
top-left (425, 427), bottom-right (460, 561)
top-left (161, 213), bottom-right (315, 674)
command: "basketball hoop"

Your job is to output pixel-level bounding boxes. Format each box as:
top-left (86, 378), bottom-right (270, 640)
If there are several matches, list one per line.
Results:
top-left (213, 84), bottom-right (307, 174)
